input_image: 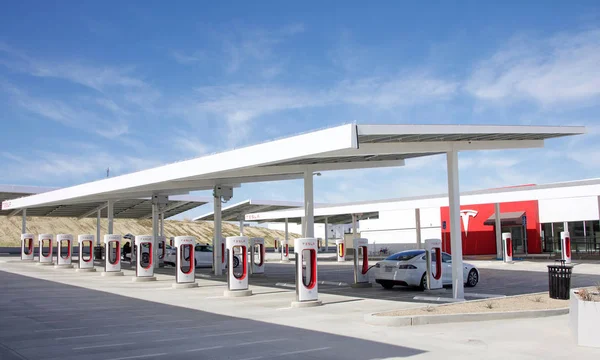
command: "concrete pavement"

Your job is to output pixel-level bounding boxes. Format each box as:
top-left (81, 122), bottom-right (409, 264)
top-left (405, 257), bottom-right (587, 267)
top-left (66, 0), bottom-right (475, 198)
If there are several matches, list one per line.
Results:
top-left (1, 258), bottom-right (600, 359)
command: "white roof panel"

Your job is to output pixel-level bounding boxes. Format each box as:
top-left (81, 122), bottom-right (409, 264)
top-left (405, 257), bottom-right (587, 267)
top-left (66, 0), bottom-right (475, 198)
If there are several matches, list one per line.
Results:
top-left (2, 123), bottom-right (585, 211)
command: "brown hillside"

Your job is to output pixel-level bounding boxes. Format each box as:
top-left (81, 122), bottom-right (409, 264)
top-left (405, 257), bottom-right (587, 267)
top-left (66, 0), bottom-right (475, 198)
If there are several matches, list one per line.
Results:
top-left (0, 216), bottom-right (298, 247)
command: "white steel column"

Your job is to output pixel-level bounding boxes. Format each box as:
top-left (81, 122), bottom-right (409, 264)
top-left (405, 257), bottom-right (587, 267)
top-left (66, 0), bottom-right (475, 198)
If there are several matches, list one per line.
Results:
top-left (447, 150), bottom-right (464, 300)
top-left (324, 217), bottom-right (329, 251)
top-left (96, 210), bottom-right (101, 246)
top-left (152, 202), bottom-right (159, 269)
top-left (494, 203), bottom-right (502, 259)
top-left (415, 208), bottom-right (422, 249)
top-left (285, 218), bottom-right (289, 243)
top-left (213, 194), bottom-right (222, 276)
top-left (304, 170), bottom-right (314, 238)
top-left (107, 200), bottom-right (114, 234)
top-left (239, 216), bottom-right (244, 236)
top-left (352, 214), bottom-right (358, 239)
top-left (160, 212), bottom-right (165, 237)
top-left (21, 208), bottom-right (27, 233)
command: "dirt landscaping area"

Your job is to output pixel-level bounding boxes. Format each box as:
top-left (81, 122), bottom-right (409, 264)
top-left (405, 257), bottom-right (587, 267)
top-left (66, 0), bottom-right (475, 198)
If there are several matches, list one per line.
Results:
top-left (375, 292), bottom-right (569, 317)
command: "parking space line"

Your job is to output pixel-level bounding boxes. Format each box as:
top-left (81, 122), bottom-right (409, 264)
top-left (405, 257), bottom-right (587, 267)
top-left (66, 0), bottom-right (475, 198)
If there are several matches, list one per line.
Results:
top-left (279, 347), bottom-right (331, 356)
top-left (56, 333), bottom-right (110, 340)
top-left (73, 342), bottom-right (135, 350)
top-left (106, 352), bottom-right (167, 360)
top-left (184, 345), bottom-right (224, 353)
top-left (35, 327), bottom-right (86, 333)
top-left (129, 329), bottom-right (161, 335)
top-left (235, 338), bottom-right (287, 346)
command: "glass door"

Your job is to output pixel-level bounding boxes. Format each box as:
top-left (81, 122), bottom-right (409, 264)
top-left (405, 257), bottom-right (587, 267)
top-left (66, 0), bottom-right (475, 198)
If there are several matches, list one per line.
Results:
top-left (502, 226), bottom-right (525, 254)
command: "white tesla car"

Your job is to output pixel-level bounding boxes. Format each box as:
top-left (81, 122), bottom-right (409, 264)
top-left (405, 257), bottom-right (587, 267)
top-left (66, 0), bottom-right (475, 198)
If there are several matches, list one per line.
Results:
top-left (374, 249), bottom-right (480, 290)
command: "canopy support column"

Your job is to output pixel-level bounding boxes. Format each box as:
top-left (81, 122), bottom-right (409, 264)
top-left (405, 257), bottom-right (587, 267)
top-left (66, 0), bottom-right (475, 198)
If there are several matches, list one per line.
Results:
top-left (285, 218), bottom-right (289, 243)
top-left (324, 217), bottom-right (329, 252)
top-left (494, 203), bottom-right (502, 260)
top-left (239, 216), bottom-right (244, 236)
top-left (352, 214), bottom-right (358, 239)
top-left (213, 192), bottom-right (222, 276)
top-left (96, 210), bottom-right (101, 247)
top-left (304, 170), bottom-right (314, 238)
top-left (415, 208), bottom-right (422, 249)
top-left (152, 202), bottom-right (159, 269)
top-left (107, 200), bottom-right (114, 234)
top-left (447, 150), bottom-right (464, 300)
top-left (21, 208), bottom-right (27, 233)
top-left (160, 212), bottom-right (165, 237)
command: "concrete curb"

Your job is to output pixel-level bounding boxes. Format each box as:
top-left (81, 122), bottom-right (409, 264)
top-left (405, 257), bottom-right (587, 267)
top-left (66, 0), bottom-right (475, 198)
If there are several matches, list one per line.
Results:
top-left (364, 307), bottom-right (569, 327)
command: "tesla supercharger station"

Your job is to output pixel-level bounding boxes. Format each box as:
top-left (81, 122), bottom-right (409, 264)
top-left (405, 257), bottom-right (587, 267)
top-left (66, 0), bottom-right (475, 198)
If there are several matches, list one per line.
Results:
top-left (561, 231), bottom-right (572, 264)
top-left (77, 234), bottom-right (96, 272)
top-left (351, 238), bottom-right (372, 288)
top-left (214, 237), bottom-right (226, 274)
top-left (502, 232), bottom-right (513, 263)
top-left (157, 236), bottom-right (166, 268)
top-left (224, 236), bottom-right (252, 297)
top-left (37, 234), bottom-right (54, 266)
top-left (424, 239), bottom-right (443, 290)
top-left (134, 235), bottom-right (156, 282)
top-left (250, 237), bottom-right (265, 275)
top-left (55, 234), bottom-right (73, 268)
top-left (274, 238), bottom-right (279, 253)
top-left (336, 239), bottom-right (345, 262)
top-left (102, 234), bottom-right (123, 276)
top-left (280, 239), bottom-right (290, 262)
top-left (292, 238), bottom-right (321, 307)
top-left (21, 233), bottom-right (34, 261)
top-left (173, 236), bottom-right (198, 289)
top-left (169, 237), bottom-right (174, 247)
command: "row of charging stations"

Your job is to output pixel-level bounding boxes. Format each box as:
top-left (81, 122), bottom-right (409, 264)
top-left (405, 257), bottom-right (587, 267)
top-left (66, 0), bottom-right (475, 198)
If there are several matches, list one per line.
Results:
top-left (281, 239), bottom-right (290, 262)
top-left (21, 233), bottom-right (74, 268)
top-left (424, 239), bottom-right (443, 290)
top-left (502, 231), bottom-right (572, 264)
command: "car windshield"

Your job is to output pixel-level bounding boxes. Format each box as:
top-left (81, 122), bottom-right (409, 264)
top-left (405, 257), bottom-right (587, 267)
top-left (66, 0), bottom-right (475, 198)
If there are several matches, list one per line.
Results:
top-left (385, 250), bottom-right (425, 261)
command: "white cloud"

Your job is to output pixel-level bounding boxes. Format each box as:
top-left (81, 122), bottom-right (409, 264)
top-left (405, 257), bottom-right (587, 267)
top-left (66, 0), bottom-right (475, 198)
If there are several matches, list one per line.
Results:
top-left (171, 50), bottom-right (205, 65)
top-left (466, 29), bottom-right (600, 105)
top-left (1, 149), bottom-right (161, 184)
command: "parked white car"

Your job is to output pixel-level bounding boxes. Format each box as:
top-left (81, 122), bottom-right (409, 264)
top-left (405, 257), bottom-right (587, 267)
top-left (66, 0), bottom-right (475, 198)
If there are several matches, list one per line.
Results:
top-left (164, 244), bottom-right (240, 268)
top-left (374, 249), bottom-right (479, 290)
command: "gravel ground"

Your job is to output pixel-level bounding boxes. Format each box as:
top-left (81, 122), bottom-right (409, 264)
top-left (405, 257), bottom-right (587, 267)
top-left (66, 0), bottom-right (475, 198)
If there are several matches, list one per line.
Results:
top-left (375, 292), bottom-right (569, 316)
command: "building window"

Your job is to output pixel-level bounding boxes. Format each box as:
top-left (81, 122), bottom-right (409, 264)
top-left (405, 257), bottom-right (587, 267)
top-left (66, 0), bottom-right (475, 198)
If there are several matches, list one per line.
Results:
top-left (585, 221), bottom-right (600, 253)
top-left (568, 221), bottom-right (585, 253)
top-left (541, 223), bottom-right (553, 252)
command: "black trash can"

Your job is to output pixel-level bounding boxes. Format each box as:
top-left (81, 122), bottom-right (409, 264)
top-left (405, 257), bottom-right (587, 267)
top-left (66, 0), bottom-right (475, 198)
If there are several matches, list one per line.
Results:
top-left (93, 246), bottom-right (104, 261)
top-left (547, 262), bottom-right (573, 300)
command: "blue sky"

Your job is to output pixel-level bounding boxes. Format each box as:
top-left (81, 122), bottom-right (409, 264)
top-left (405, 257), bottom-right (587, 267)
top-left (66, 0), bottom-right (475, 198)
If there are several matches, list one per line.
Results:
top-left (1, 1), bottom-right (599, 219)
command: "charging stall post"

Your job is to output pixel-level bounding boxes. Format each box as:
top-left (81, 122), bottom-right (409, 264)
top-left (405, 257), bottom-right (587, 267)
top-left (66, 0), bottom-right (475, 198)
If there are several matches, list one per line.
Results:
top-left (291, 238), bottom-right (321, 308)
top-left (561, 231), bottom-right (572, 264)
top-left (250, 237), bottom-right (265, 275)
top-left (21, 233), bottom-right (34, 261)
top-left (134, 235), bottom-right (156, 282)
top-left (336, 239), bottom-right (345, 262)
top-left (424, 239), bottom-right (443, 290)
top-left (351, 238), bottom-right (372, 288)
top-left (157, 236), bottom-right (166, 268)
top-left (224, 236), bottom-right (252, 297)
top-left (102, 234), bottom-right (123, 276)
top-left (280, 239), bottom-right (290, 262)
top-left (55, 234), bottom-right (73, 268)
top-left (173, 236), bottom-right (198, 289)
top-left (502, 232), bottom-right (513, 263)
top-left (37, 234), bottom-right (54, 266)
top-left (77, 235), bottom-right (96, 272)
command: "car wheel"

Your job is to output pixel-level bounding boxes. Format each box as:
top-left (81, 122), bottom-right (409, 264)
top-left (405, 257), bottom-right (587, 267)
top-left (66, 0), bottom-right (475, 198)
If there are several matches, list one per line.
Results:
top-left (233, 256), bottom-right (240, 268)
top-left (380, 281), bottom-right (394, 290)
top-left (466, 269), bottom-right (479, 287)
top-left (419, 273), bottom-right (427, 291)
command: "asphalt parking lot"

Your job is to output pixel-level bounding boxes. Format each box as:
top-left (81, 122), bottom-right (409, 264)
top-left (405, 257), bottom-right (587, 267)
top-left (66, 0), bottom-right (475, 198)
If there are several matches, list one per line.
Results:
top-left (0, 270), bottom-right (423, 360)
top-left (148, 260), bottom-right (600, 302)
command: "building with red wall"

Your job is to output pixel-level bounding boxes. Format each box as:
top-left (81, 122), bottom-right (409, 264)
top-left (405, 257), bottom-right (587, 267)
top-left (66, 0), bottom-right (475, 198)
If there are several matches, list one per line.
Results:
top-left (440, 201), bottom-right (540, 255)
